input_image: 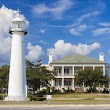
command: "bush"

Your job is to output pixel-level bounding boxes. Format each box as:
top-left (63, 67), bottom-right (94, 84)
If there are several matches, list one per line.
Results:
top-left (63, 88), bottom-right (75, 93)
top-left (28, 93), bottom-right (46, 101)
top-left (87, 87), bottom-right (98, 93)
top-left (0, 95), bottom-right (3, 100)
top-left (28, 93), bottom-right (34, 101)
top-left (51, 89), bottom-right (61, 94)
top-left (103, 89), bottom-right (109, 94)
top-left (35, 97), bottom-right (46, 101)
top-left (39, 88), bottom-right (50, 95)
top-left (35, 93), bottom-right (43, 97)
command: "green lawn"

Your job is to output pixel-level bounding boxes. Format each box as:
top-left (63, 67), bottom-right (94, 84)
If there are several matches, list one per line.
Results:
top-left (50, 100), bottom-right (110, 104)
top-left (52, 93), bottom-right (109, 98)
top-left (0, 93), bottom-right (110, 105)
top-left (0, 100), bottom-right (110, 105)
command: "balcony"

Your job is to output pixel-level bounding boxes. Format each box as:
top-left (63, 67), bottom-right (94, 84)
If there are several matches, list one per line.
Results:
top-left (55, 73), bottom-right (75, 78)
top-left (56, 73), bottom-right (62, 76)
top-left (56, 73), bottom-right (73, 76)
top-left (9, 27), bottom-right (27, 35)
top-left (64, 73), bottom-right (73, 76)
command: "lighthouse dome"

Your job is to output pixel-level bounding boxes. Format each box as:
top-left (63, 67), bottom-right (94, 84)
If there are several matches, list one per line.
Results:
top-left (12, 16), bottom-right (24, 22)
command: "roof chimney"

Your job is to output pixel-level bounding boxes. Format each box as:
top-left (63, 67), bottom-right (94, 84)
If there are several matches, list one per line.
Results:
top-left (99, 53), bottom-right (104, 62)
top-left (48, 53), bottom-right (53, 64)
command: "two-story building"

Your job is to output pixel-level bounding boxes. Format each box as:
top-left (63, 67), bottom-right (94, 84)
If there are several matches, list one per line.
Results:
top-left (46, 53), bottom-right (110, 90)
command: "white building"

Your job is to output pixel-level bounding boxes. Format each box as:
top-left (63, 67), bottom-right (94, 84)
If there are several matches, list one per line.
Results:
top-left (45, 53), bottom-right (110, 90)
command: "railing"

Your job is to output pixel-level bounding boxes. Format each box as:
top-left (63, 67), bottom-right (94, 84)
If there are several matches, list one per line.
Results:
top-left (9, 27), bottom-right (27, 35)
top-left (64, 74), bottom-right (73, 76)
top-left (55, 86), bottom-right (72, 90)
top-left (56, 73), bottom-right (74, 76)
top-left (64, 86), bottom-right (72, 88)
top-left (56, 73), bottom-right (62, 76)
top-left (55, 85), bottom-right (62, 87)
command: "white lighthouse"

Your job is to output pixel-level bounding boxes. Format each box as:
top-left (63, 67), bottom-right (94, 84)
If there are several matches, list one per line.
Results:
top-left (5, 13), bottom-right (28, 101)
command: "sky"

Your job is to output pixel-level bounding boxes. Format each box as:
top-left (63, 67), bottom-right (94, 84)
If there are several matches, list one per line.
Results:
top-left (0, 0), bottom-right (110, 66)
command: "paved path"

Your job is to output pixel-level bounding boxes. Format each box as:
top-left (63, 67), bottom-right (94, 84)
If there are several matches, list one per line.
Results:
top-left (0, 105), bottom-right (110, 110)
top-left (52, 98), bottom-right (110, 100)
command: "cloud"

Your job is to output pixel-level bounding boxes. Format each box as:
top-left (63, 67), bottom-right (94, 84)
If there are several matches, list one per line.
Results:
top-left (39, 40), bottom-right (46, 44)
top-left (92, 22), bottom-right (110, 36)
top-left (108, 50), bottom-right (110, 54)
top-left (76, 1), bottom-right (105, 24)
top-left (45, 11), bottom-right (98, 36)
top-left (40, 29), bottom-right (46, 34)
top-left (69, 24), bottom-right (88, 36)
top-left (77, 11), bottom-right (100, 23)
top-left (92, 27), bottom-right (110, 36)
top-left (0, 38), bottom-right (12, 63)
top-left (68, 11), bottom-right (100, 36)
top-left (26, 42), bottom-right (44, 61)
top-left (44, 10), bottom-right (98, 35)
top-left (47, 40), bottom-right (100, 60)
top-left (32, 0), bottom-right (74, 19)
top-left (0, 5), bottom-right (29, 65)
top-left (98, 22), bottom-right (110, 27)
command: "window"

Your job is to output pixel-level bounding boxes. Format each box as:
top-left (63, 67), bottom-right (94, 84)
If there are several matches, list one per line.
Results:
top-left (55, 80), bottom-right (61, 86)
top-left (12, 21), bottom-right (24, 28)
top-left (64, 68), bottom-right (69, 73)
top-left (74, 69), bottom-right (79, 75)
top-left (55, 68), bottom-right (61, 74)
top-left (64, 80), bottom-right (71, 86)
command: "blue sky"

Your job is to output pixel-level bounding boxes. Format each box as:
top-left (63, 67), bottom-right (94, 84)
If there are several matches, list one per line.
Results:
top-left (0, 0), bottom-right (110, 65)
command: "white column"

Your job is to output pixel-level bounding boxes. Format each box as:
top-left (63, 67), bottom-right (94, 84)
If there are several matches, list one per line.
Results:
top-left (6, 33), bottom-right (27, 101)
top-left (9, 33), bottom-right (24, 92)
top-left (51, 66), bottom-right (54, 71)
top-left (62, 78), bottom-right (64, 88)
top-left (103, 65), bottom-right (105, 76)
top-left (50, 79), bottom-right (55, 92)
top-left (51, 79), bottom-right (54, 87)
top-left (83, 66), bottom-right (85, 70)
top-left (93, 66), bottom-right (95, 70)
top-left (72, 78), bottom-right (75, 90)
top-left (62, 66), bottom-right (64, 76)
top-left (72, 66), bottom-right (74, 76)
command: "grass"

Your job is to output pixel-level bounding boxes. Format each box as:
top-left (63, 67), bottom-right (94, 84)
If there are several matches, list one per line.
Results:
top-left (0, 93), bottom-right (110, 105)
top-left (50, 100), bottom-right (110, 104)
top-left (0, 100), bottom-right (110, 105)
top-left (52, 93), bottom-right (109, 98)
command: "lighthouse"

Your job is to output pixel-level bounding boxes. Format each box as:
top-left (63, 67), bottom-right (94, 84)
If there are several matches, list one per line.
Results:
top-left (5, 13), bottom-right (28, 101)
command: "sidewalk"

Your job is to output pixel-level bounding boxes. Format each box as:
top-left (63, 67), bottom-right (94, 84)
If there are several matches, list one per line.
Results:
top-left (0, 104), bottom-right (110, 107)
top-left (52, 98), bottom-right (110, 100)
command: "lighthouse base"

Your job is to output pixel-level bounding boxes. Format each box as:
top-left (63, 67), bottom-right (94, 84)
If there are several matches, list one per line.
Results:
top-left (5, 96), bottom-right (29, 101)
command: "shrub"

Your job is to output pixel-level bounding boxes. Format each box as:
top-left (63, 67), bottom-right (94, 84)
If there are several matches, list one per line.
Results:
top-left (0, 95), bottom-right (3, 100)
top-left (51, 89), bottom-right (62, 94)
top-left (103, 89), bottom-right (109, 94)
top-left (63, 88), bottom-right (75, 93)
top-left (35, 97), bottom-right (46, 101)
top-left (28, 93), bottom-right (46, 101)
top-left (28, 94), bottom-right (34, 101)
top-left (35, 93), bottom-right (43, 97)
top-left (87, 87), bottom-right (98, 93)
top-left (39, 88), bottom-right (50, 94)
